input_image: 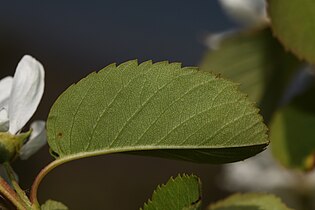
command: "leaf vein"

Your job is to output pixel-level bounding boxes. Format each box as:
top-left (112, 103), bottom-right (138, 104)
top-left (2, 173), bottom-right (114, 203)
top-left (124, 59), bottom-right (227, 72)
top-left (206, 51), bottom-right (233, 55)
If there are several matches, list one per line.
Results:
top-left (86, 62), bottom-right (135, 151)
top-left (109, 70), bottom-right (198, 147)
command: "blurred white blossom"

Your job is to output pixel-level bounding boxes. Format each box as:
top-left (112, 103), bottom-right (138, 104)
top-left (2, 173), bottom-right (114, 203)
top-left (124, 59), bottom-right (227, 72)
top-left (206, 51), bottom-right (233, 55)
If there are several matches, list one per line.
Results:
top-left (205, 0), bottom-right (269, 49)
top-left (219, 0), bottom-right (269, 26)
top-left (223, 149), bottom-right (315, 208)
top-left (224, 150), bottom-right (315, 191)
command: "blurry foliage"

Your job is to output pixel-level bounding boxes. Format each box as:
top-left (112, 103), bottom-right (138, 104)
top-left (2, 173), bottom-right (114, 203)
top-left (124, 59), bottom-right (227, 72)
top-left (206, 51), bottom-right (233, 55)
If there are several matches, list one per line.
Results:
top-left (208, 193), bottom-right (292, 210)
top-left (201, 1), bottom-right (315, 174)
top-left (268, 0), bottom-right (315, 64)
top-left (200, 27), bottom-right (301, 122)
top-left (199, 0), bottom-right (315, 209)
top-left (271, 83), bottom-right (315, 170)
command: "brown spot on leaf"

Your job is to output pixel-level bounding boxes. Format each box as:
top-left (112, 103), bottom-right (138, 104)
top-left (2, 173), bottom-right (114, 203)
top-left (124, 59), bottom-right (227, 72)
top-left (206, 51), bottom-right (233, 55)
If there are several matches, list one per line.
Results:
top-left (57, 132), bottom-right (63, 138)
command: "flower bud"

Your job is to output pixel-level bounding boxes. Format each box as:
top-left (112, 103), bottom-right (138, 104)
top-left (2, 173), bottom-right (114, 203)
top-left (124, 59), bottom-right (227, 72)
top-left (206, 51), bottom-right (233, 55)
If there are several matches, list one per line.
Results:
top-left (0, 131), bottom-right (30, 163)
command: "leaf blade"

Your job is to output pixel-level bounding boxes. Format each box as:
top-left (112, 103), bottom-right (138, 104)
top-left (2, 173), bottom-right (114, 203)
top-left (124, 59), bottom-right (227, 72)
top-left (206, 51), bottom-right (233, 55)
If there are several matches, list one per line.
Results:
top-left (201, 28), bottom-right (301, 122)
top-left (47, 60), bottom-right (268, 163)
top-left (270, 85), bottom-right (315, 170)
top-left (208, 193), bottom-right (293, 210)
top-left (268, 0), bottom-right (315, 64)
top-left (141, 174), bottom-right (201, 210)
top-left (41, 200), bottom-right (68, 210)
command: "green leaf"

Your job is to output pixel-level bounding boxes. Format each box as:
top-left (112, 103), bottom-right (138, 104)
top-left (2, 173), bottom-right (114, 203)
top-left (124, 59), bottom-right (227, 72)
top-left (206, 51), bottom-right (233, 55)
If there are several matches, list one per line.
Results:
top-left (47, 60), bottom-right (268, 164)
top-left (268, 0), bottom-right (315, 64)
top-left (270, 86), bottom-right (315, 170)
top-left (208, 193), bottom-right (293, 210)
top-left (41, 200), bottom-right (68, 210)
top-left (141, 174), bottom-right (201, 210)
top-left (200, 28), bottom-right (301, 122)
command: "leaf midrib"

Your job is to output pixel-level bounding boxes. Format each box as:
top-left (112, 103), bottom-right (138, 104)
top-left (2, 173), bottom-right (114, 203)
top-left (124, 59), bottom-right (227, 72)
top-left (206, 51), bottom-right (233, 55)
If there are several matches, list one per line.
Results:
top-left (56, 143), bottom-right (268, 160)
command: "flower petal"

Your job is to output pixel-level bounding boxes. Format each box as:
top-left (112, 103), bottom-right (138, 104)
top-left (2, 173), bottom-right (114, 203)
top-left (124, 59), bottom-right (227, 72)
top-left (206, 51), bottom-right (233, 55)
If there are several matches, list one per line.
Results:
top-left (219, 0), bottom-right (269, 27)
top-left (0, 109), bottom-right (9, 132)
top-left (0, 76), bottom-right (13, 109)
top-left (8, 55), bottom-right (45, 134)
top-left (19, 120), bottom-right (47, 160)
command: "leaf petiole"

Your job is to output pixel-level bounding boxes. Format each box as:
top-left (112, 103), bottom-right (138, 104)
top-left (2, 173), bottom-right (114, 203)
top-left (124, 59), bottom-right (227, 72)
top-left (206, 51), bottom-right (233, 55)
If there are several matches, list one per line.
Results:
top-left (30, 158), bottom-right (69, 207)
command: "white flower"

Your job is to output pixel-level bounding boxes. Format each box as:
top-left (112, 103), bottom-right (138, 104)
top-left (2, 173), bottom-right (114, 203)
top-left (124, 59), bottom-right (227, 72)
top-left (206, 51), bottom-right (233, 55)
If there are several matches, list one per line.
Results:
top-left (222, 149), bottom-right (315, 208)
top-left (0, 55), bottom-right (46, 160)
top-left (219, 0), bottom-right (269, 27)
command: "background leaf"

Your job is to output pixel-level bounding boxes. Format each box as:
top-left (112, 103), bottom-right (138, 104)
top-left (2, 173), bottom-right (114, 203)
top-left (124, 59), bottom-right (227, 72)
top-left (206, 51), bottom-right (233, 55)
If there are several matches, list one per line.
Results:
top-left (200, 28), bottom-right (301, 122)
top-left (270, 83), bottom-right (315, 170)
top-left (41, 200), bottom-right (68, 210)
top-left (268, 0), bottom-right (315, 64)
top-left (47, 60), bottom-right (268, 164)
top-left (208, 193), bottom-right (293, 210)
top-left (141, 174), bottom-right (201, 210)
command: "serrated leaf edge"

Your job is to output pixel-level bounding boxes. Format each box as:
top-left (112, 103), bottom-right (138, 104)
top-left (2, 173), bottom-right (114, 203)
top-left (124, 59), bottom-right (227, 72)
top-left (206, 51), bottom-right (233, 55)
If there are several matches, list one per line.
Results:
top-left (141, 174), bottom-right (201, 210)
top-left (48, 60), bottom-right (269, 161)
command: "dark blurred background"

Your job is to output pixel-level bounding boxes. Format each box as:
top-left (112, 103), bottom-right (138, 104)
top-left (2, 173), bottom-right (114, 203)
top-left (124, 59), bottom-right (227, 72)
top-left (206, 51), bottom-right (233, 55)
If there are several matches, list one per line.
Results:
top-left (0, 1), bottom-right (237, 209)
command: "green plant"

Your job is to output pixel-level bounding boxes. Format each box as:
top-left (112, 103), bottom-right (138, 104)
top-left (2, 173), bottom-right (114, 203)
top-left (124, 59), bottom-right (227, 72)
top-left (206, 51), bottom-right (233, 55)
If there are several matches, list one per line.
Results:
top-left (0, 0), bottom-right (314, 209)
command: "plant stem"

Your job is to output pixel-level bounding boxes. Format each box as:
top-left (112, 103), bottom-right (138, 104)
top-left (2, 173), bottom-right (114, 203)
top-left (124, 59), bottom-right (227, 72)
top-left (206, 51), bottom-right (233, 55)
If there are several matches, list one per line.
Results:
top-left (3, 163), bottom-right (32, 208)
top-left (30, 148), bottom-right (143, 206)
top-left (0, 176), bottom-right (26, 210)
top-left (30, 158), bottom-right (68, 207)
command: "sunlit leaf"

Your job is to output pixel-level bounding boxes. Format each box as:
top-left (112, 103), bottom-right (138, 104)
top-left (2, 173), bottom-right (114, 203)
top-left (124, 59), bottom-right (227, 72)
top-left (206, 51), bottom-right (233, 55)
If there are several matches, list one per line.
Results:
top-left (270, 85), bottom-right (315, 170)
top-left (47, 60), bottom-right (268, 164)
top-left (141, 174), bottom-right (201, 210)
top-left (208, 193), bottom-right (293, 210)
top-left (41, 200), bottom-right (68, 210)
top-left (201, 28), bottom-right (300, 122)
top-left (268, 0), bottom-right (315, 64)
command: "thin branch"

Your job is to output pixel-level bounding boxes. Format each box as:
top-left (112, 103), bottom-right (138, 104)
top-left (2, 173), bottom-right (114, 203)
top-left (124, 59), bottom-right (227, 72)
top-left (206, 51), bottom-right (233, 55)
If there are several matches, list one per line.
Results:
top-left (3, 163), bottom-right (32, 208)
top-left (0, 176), bottom-right (26, 210)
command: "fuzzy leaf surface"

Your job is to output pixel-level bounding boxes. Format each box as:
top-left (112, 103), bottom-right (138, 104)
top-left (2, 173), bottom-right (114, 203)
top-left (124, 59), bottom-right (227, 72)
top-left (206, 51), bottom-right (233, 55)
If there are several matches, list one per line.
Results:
top-left (47, 60), bottom-right (268, 163)
top-left (141, 174), bottom-right (201, 210)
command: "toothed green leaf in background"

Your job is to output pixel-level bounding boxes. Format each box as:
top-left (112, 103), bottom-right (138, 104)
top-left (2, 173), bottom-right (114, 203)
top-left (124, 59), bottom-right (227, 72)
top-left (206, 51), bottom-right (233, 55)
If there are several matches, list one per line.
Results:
top-left (270, 84), bottom-right (315, 171)
top-left (141, 174), bottom-right (201, 210)
top-left (41, 200), bottom-right (68, 210)
top-left (268, 0), bottom-right (315, 64)
top-left (47, 60), bottom-right (268, 164)
top-left (208, 193), bottom-right (293, 210)
top-left (200, 28), bottom-right (300, 122)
